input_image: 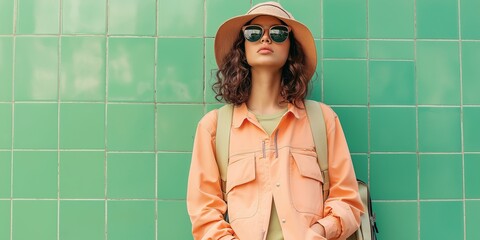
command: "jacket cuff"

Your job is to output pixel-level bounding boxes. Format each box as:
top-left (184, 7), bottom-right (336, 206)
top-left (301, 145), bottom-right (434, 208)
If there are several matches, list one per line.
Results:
top-left (318, 215), bottom-right (341, 239)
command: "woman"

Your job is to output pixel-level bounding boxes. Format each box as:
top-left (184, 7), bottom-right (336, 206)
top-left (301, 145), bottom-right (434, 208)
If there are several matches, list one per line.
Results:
top-left (187, 2), bottom-right (363, 239)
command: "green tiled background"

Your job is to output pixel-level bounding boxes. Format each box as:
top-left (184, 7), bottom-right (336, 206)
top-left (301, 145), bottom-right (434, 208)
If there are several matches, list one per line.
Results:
top-left (0, 0), bottom-right (479, 239)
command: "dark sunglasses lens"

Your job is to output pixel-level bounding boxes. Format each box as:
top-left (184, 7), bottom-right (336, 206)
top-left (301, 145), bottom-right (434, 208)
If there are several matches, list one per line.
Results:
top-left (244, 26), bottom-right (263, 42)
top-left (270, 26), bottom-right (289, 42)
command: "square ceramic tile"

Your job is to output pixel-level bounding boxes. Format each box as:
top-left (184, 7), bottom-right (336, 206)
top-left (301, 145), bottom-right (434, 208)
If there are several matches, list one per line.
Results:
top-left (157, 38), bottom-right (203, 103)
top-left (108, 0), bottom-right (156, 35)
top-left (416, 41), bottom-right (460, 105)
top-left (107, 38), bottom-right (155, 102)
top-left (370, 154), bottom-right (417, 200)
top-left (62, 0), bottom-right (106, 34)
top-left (60, 37), bottom-right (106, 102)
top-left (158, 0), bottom-right (203, 37)
top-left (331, 107), bottom-right (368, 153)
top-left (420, 154), bottom-right (463, 199)
top-left (157, 104), bottom-right (204, 151)
top-left (462, 42), bottom-right (480, 104)
top-left (323, 0), bottom-right (366, 38)
top-left (0, 0), bottom-right (14, 34)
top-left (465, 154), bottom-right (480, 198)
top-left (420, 201), bottom-right (464, 239)
top-left (323, 40), bottom-right (366, 59)
top-left (157, 200), bottom-right (192, 240)
top-left (464, 107), bottom-right (480, 151)
top-left (461, 0), bottom-right (480, 39)
top-left (106, 104), bottom-right (155, 151)
top-left (418, 107), bottom-right (461, 152)
top-left (107, 201), bottom-right (155, 240)
top-left (351, 154), bottom-right (367, 183)
top-left (14, 37), bottom-right (58, 101)
top-left (13, 151), bottom-right (57, 198)
top-left (16, 0), bottom-right (60, 34)
top-left (0, 152), bottom-right (10, 198)
top-left (12, 200), bottom-right (57, 240)
top-left (370, 61), bottom-right (415, 105)
top-left (205, 0), bottom-right (250, 37)
top-left (373, 202), bottom-right (418, 240)
top-left (59, 200), bottom-right (105, 240)
top-left (368, 0), bottom-right (414, 39)
top-left (60, 103), bottom-right (105, 149)
top-left (107, 153), bottom-right (155, 199)
top-left (60, 151), bottom-right (105, 199)
top-left (0, 37), bottom-right (13, 101)
top-left (369, 40), bottom-right (414, 60)
top-left (370, 107), bottom-right (416, 152)
top-left (14, 103), bottom-right (58, 149)
top-left (466, 200), bottom-right (480, 240)
top-left (0, 200), bottom-right (10, 240)
top-left (279, 0), bottom-right (322, 38)
top-left (416, 0), bottom-right (458, 39)
top-left (0, 104), bottom-right (12, 149)
top-left (157, 153), bottom-right (191, 199)
top-left (323, 60), bottom-right (367, 105)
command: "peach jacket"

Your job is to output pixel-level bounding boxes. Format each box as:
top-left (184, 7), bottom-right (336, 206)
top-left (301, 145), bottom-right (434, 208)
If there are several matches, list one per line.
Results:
top-left (187, 102), bottom-right (364, 240)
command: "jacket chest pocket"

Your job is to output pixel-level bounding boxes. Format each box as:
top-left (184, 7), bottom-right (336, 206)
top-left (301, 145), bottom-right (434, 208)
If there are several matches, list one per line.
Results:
top-left (289, 151), bottom-right (324, 215)
top-left (226, 153), bottom-right (258, 222)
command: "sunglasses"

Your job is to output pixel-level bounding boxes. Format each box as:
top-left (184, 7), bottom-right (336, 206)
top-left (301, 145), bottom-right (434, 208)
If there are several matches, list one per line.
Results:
top-left (242, 24), bottom-right (291, 43)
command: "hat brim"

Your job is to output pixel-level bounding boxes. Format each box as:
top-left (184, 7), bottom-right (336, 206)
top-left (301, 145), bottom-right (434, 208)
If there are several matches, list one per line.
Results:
top-left (214, 14), bottom-right (317, 80)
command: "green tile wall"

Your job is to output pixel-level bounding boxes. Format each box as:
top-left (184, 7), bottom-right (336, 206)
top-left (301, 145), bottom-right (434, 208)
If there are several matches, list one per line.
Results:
top-left (0, 0), bottom-right (478, 239)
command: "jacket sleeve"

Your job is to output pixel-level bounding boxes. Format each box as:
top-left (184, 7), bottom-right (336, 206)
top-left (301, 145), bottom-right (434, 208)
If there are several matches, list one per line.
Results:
top-left (317, 104), bottom-right (364, 240)
top-left (187, 110), bottom-right (237, 240)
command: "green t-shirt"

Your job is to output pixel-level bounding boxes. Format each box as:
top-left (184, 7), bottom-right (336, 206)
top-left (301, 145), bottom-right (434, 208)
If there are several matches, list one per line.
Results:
top-left (254, 109), bottom-right (287, 240)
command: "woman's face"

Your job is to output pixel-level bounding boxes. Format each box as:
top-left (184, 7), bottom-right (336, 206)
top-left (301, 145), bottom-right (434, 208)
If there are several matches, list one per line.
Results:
top-left (244, 16), bottom-right (290, 71)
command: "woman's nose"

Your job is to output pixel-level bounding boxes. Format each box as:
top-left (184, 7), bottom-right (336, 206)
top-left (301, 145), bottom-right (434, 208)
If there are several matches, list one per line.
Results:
top-left (260, 30), bottom-right (271, 43)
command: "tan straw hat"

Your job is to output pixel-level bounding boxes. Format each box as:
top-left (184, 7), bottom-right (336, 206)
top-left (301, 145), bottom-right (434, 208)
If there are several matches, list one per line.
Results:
top-left (214, 1), bottom-right (317, 80)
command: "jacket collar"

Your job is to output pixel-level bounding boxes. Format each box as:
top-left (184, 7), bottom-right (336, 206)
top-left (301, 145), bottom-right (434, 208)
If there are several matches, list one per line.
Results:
top-left (232, 102), bottom-right (306, 128)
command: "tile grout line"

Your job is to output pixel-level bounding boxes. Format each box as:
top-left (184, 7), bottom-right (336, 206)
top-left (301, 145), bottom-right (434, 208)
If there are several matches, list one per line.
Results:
top-left (10, 0), bottom-right (18, 239)
top-left (1, 198), bottom-right (188, 201)
top-left (365, 0), bottom-right (371, 188)
top-left (320, 0), bottom-right (324, 103)
top-left (104, 0), bottom-right (110, 239)
top-left (412, 0), bottom-right (421, 238)
top-left (457, 0), bottom-right (466, 239)
top-left (202, 0), bottom-right (207, 112)
top-left (57, 0), bottom-right (63, 239)
top-left (154, 0), bottom-right (159, 239)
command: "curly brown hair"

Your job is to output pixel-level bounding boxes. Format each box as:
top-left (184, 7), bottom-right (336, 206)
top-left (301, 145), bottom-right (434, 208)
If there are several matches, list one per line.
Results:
top-left (212, 30), bottom-right (311, 108)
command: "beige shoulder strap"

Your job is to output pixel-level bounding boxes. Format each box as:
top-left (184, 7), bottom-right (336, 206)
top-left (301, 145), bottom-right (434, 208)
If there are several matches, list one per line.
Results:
top-left (215, 104), bottom-right (234, 198)
top-left (305, 100), bottom-right (330, 200)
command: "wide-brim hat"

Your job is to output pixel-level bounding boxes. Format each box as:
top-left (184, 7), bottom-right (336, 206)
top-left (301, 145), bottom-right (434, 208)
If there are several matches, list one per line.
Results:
top-left (214, 1), bottom-right (317, 80)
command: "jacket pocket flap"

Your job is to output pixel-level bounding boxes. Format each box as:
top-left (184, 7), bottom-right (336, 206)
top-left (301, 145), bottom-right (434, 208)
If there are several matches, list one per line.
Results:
top-left (291, 152), bottom-right (323, 182)
top-left (226, 154), bottom-right (256, 193)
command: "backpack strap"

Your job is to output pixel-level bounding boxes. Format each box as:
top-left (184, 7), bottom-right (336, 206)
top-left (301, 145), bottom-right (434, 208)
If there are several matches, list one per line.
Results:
top-left (215, 104), bottom-right (234, 200)
top-left (304, 100), bottom-right (330, 201)
top-left (357, 180), bottom-right (374, 240)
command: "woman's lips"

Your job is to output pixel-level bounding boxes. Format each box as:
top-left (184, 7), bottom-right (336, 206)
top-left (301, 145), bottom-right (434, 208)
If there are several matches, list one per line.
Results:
top-left (257, 47), bottom-right (273, 54)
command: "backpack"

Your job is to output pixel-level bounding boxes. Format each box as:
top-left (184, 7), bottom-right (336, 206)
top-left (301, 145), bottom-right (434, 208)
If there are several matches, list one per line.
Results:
top-left (215, 100), bottom-right (378, 240)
